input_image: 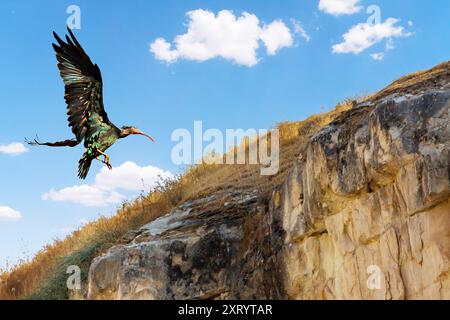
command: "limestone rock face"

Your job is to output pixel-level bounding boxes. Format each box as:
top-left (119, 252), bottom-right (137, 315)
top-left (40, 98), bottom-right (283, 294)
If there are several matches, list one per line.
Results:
top-left (281, 90), bottom-right (450, 300)
top-left (88, 69), bottom-right (450, 300)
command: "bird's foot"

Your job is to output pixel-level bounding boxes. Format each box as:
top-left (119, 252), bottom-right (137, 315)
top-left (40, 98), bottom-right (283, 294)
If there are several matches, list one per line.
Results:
top-left (103, 155), bottom-right (112, 170)
top-left (25, 135), bottom-right (43, 146)
top-left (95, 156), bottom-right (112, 170)
top-left (95, 149), bottom-right (113, 170)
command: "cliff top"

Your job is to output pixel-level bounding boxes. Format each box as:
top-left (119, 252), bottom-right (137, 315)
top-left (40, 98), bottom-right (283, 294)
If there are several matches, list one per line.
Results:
top-left (367, 61), bottom-right (450, 102)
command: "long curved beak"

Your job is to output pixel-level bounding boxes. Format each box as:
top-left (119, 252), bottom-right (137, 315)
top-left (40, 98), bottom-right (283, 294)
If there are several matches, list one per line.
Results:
top-left (136, 130), bottom-right (155, 142)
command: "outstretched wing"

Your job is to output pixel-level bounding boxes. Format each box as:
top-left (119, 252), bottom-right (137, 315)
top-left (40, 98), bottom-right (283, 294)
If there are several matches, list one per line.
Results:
top-left (52, 28), bottom-right (110, 142)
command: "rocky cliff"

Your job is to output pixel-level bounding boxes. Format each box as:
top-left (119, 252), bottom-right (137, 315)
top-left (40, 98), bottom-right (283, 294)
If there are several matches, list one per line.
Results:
top-left (88, 62), bottom-right (450, 300)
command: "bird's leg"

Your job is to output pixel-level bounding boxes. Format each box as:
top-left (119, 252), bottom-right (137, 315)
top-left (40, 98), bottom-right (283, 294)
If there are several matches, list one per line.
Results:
top-left (89, 147), bottom-right (108, 166)
top-left (95, 155), bottom-right (112, 170)
top-left (96, 149), bottom-right (112, 170)
top-left (95, 156), bottom-right (109, 166)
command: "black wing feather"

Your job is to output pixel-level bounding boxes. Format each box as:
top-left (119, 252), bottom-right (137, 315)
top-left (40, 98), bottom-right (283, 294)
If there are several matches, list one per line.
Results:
top-left (52, 28), bottom-right (109, 142)
top-left (78, 156), bottom-right (93, 180)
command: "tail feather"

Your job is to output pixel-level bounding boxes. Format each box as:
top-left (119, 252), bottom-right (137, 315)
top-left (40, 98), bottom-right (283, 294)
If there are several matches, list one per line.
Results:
top-left (78, 156), bottom-right (93, 180)
top-left (26, 136), bottom-right (80, 147)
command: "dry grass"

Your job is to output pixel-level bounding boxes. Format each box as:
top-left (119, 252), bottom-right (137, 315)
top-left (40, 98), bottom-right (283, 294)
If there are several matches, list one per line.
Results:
top-left (176, 100), bottom-right (357, 203)
top-left (366, 61), bottom-right (450, 102)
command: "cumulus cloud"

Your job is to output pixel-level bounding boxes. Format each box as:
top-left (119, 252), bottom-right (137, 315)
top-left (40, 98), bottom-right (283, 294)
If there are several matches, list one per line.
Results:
top-left (0, 142), bottom-right (28, 155)
top-left (43, 185), bottom-right (125, 207)
top-left (332, 18), bottom-right (413, 54)
top-left (94, 161), bottom-right (172, 192)
top-left (150, 9), bottom-right (294, 67)
top-left (319, 0), bottom-right (363, 16)
top-left (43, 161), bottom-right (173, 207)
top-left (150, 38), bottom-right (179, 63)
top-left (260, 20), bottom-right (293, 55)
top-left (0, 206), bottom-right (22, 222)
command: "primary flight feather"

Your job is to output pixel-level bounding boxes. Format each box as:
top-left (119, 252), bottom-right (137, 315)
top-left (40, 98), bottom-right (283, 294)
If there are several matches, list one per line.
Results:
top-left (27, 28), bottom-right (154, 179)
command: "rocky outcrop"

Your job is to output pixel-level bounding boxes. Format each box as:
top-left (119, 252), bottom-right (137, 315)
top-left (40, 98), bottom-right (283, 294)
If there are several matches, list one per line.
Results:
top-left (88, 192), bottom-right (286, 299)
top-left (88, 63), bottom-right (450, 300)
top-left (281, 89), bottom-right (450, 299)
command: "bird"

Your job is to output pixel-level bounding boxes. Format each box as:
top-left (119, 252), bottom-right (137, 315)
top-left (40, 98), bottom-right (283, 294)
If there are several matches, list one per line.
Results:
top-left (27, 28), bottom-right (155, 179)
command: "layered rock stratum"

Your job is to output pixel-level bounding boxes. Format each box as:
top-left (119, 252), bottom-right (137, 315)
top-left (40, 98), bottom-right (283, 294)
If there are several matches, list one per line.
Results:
top-left (88, 62), bottom-right (450, 300)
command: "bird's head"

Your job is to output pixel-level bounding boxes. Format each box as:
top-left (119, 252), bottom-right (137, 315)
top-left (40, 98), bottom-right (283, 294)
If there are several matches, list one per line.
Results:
top-left (119, 126), bottom-right (155, 142)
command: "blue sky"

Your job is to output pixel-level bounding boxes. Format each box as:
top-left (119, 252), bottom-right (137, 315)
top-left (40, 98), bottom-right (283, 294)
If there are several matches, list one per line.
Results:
top-left (0, 0), bottom-right (449, 269)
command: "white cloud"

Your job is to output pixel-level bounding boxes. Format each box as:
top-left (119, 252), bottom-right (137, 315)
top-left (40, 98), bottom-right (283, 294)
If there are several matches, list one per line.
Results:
top-left (43, 185), bottom-right (125, 207)
top-left (260, 20), bottom-right (293, 55)
top-left (371, 52), bottom-right (385, 61)
top-left (332, 18), bottom-right (413, 54)
top-left (319, 0), bottom-right (363, 16)
top-left (150, 38), bottom-right (179, 63)
top-left (95, 161), bottom-right (173, 192)
top-left (0, 206), bottom-right (22, 222)
top-left (150, 9), bottom-right (293, 67)
top-left (43, 161), bottom-right (173, 207)
top-left (291, 19), bottom-right (311, 42)
top-left (0, 142), bottom-right (28, 155)
top-left (407, 21), bottom-right (413, 27)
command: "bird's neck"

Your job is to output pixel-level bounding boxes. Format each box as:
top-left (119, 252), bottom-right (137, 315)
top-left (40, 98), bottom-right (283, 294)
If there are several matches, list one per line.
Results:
top-left (118, 127), bottom-right (130, 139)
top-left (119, 130), bottom-right (129, 139)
